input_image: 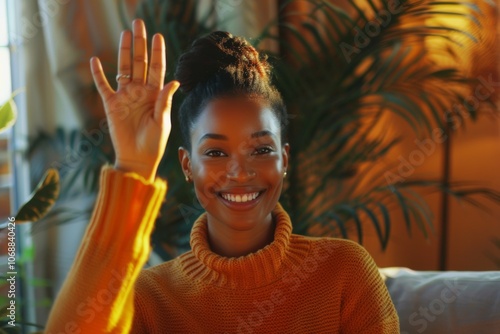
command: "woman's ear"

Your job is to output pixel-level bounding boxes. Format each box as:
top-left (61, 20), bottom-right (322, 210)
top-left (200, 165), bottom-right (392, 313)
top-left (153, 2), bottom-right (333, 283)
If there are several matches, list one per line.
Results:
top-left (178, 147), bottom-right (192, 179)
top-left (282, 143), bottom-right (290, 172)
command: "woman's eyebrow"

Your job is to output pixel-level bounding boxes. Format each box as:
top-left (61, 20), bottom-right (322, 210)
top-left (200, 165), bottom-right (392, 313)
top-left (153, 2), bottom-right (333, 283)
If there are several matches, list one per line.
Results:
top-left (198, 133), bottom-right (228, 143)
top-left (251, 130), bottom-right (275, 139)
top-left (198, 130), bottom-right (276, 143)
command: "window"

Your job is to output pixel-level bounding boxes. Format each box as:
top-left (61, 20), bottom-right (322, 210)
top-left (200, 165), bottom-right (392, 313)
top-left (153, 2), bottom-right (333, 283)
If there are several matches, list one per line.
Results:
top-left (0, 0), bottom-right (12, 221)
top-left (0, 0), bottom-right (37, 330)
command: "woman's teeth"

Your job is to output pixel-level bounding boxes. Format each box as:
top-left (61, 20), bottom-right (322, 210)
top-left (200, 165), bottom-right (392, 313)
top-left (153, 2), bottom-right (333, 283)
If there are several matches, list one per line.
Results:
top-left (221, 192), bottom-right (260, 203)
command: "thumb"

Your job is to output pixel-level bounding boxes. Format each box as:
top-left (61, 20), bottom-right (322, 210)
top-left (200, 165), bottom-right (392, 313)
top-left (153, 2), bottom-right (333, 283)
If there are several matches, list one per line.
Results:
top-left (154, 80), bottom-right (180, 126)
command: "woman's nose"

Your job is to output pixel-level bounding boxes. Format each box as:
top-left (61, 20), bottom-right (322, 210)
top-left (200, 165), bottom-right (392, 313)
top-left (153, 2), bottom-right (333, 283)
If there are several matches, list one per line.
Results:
top-left (226, 157), bottom-right (256, 181)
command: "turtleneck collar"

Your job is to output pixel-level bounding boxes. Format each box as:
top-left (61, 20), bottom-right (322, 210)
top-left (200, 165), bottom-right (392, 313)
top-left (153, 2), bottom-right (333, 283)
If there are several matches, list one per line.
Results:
top-left (178, 202), bottom-right (311, 289)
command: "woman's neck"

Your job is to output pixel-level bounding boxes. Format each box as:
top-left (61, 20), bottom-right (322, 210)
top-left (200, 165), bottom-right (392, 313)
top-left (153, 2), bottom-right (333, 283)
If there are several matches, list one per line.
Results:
top-left (206, 213), bottom-right (276, 257)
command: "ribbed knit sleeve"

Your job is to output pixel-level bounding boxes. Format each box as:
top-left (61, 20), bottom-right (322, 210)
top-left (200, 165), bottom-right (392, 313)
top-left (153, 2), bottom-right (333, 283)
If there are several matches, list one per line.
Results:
top-left (44, 165), bottom-right (167, 334)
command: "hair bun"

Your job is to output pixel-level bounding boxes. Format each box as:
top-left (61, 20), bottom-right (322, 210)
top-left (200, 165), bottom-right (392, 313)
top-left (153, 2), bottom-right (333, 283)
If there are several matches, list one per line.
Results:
top-left (175, 31), bottom-right (270, 94)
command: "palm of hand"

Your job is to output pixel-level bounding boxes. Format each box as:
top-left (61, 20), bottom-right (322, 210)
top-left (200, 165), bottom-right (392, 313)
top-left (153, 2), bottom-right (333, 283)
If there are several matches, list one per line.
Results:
top-left (90, 19), bottom-right (179, 181)
top-left (105, 83), bottom-right (162, 165)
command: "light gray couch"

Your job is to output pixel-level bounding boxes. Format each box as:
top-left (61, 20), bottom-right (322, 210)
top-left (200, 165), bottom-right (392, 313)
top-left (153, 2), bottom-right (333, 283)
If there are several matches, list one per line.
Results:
top-left (379, 267), bottom-right (500, 334)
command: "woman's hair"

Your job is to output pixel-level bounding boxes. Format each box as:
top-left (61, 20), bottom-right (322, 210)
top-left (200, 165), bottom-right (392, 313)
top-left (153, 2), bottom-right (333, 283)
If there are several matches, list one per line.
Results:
top-left (175, 31), bottom-right (287, 152)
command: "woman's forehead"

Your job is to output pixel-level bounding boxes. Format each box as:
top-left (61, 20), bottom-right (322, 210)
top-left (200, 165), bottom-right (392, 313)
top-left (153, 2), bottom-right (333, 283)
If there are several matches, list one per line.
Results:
top-left (192, 97), bottom-right (280, 141)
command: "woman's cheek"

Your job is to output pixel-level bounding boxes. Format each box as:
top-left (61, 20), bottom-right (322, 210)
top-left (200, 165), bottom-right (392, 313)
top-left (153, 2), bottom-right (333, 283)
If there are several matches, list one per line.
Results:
top-left (256, 156), bottom-right (283, 177)
top-left (194, 162), bottom-right (226, 206)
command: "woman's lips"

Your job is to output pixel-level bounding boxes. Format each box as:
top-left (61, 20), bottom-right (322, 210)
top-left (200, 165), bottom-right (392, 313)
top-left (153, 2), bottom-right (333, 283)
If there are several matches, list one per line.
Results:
top-left (217, 190), bottom-right (265, 211)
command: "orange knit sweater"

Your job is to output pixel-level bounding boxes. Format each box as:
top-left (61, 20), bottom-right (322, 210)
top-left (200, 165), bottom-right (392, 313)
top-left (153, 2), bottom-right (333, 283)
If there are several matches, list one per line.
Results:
top-left (45, 166), bottom-right (400, 333)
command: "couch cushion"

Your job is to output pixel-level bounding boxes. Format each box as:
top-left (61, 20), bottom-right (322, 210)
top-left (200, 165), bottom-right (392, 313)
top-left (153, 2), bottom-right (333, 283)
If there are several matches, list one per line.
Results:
top-left (379, 267), bottom-right (500, 334)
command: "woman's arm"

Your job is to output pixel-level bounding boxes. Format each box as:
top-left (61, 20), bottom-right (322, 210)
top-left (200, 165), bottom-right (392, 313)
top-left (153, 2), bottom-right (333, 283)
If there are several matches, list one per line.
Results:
top-left (45, 19), bottom-right (179, 333)
top-left (45, 166), bottom-right (166, 333)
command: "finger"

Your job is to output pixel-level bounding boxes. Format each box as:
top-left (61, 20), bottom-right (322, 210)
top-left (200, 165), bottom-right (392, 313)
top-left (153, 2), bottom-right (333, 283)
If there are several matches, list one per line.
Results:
top-left (132, 19), bottom-right (147, 84)
top-left (147, 34), bottom-right (166, 90)
top-left (154, 81), bottom-right (180, 126)
top-left (117, 30), bottom-right (132, 89)
top-left (90, 57), bottom-right (114, 102)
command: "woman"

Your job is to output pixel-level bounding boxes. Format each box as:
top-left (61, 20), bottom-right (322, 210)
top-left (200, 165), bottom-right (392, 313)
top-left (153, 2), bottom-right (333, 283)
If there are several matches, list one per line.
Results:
top-left (45, 19), bottom-right (399, 333)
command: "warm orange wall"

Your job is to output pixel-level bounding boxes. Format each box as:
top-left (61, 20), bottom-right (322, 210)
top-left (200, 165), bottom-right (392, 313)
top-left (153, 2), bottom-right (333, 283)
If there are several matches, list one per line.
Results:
top-left (365, 1), bottom-right (500, 270)
top-left (364, 114), bottom-right (500, 271)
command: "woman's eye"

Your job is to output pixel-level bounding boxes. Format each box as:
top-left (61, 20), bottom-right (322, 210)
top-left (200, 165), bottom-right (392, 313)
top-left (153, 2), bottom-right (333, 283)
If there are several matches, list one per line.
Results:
top-left (205, 150), bottom-right (227, 157)
top-left (253, 147), bottom-right (274, 155)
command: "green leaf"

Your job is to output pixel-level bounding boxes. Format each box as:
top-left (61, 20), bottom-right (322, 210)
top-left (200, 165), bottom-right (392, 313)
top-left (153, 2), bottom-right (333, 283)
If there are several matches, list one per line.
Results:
top-left (15, 168), bottom-right (60, 223)
top-left (17, 245), bottom-right (34, 264)
top-left (0, 99), bottom-right (16, 133)
top-left (27, 277), bottom-right (52, 287)
top-left (0, 304), bottom-right (8, 319)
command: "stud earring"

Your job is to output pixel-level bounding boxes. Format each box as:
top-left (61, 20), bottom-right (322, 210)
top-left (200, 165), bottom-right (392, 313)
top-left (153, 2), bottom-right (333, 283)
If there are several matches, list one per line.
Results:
top-left (185, 175), bottom-right (190, 182)
top-left (283, 171), bottom-right (287, 178)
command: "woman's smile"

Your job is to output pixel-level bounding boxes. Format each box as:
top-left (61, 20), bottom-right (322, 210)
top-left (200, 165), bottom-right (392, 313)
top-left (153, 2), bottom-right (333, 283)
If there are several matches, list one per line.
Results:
top-left (179, 96), bottom-right (289, 234)
top-left (216, 187), bottom-right (267, 211)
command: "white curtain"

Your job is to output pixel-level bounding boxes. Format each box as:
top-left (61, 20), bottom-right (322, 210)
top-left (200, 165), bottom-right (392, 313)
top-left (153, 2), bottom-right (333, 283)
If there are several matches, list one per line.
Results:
top-left (19, 0), bottom-right (138, 136)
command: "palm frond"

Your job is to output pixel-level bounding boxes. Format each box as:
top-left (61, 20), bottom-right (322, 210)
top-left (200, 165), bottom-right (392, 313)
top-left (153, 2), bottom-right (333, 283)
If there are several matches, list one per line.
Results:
top-left (257, 0), bottom-right (500, 249)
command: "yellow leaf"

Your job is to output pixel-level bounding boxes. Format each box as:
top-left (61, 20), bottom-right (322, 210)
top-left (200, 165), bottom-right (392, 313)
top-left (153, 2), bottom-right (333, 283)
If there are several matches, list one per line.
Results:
top-left (0, 99), bottom-right (16, 133)
top-left (15, 168), bottom-right (60, 223)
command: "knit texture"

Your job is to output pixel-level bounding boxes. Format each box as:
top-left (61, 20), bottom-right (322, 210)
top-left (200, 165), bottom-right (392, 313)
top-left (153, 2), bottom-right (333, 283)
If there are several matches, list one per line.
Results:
top-left (133, 205), bottom-right (399, 333)
top-left (45, 166), bottom-right (399, 334)
top-left (45, 165), bottom-right (167, 333)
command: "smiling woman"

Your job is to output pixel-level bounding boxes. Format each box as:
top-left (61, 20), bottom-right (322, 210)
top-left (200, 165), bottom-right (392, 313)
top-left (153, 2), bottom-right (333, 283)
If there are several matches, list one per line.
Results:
top-left (180, 96), bottom-right (288, 257)
top-left (44, 19), bottom-right (399, 333)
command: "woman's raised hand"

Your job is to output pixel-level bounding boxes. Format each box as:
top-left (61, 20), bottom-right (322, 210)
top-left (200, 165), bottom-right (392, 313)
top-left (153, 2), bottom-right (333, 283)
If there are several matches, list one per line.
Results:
top-left (90, 19), bottom-right (179, 182)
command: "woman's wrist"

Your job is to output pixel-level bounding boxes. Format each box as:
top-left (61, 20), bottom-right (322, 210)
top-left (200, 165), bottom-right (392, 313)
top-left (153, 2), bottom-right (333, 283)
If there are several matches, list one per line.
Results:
top-left (114, 160), bottom-right (158, 183)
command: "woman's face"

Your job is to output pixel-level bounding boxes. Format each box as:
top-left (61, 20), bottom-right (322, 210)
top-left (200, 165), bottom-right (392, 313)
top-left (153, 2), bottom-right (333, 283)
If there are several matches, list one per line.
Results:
top-left (179, 96), bottom-right (289, 230)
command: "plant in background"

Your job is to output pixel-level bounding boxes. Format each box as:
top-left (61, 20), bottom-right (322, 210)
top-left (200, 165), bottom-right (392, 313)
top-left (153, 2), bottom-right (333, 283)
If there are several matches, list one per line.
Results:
top-left (27, 128), bottom-right (111, 234)
top-left (0, 97), bottom-right (16, 134)
top-left (124, 0), bottom-right (499, 259)
top-left (0, 169), bottom-right (59, 333)
top-left (253, 0), bottom-right (500, 246)
top-left (0, 97), bottom-right (59, 333)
